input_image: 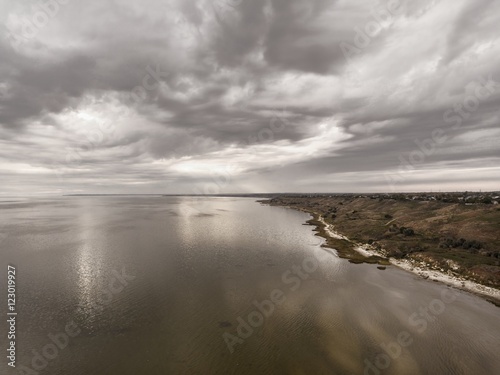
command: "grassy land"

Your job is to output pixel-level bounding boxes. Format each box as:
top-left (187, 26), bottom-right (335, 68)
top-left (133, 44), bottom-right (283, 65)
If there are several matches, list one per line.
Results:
top-left (262, 196), bottom-right (500, 289)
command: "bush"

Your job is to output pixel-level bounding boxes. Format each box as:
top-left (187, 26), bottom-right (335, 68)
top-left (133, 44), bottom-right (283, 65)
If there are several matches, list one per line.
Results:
top-left (399, 227), bottom-right (415, 236)
top-left (404, 228), bottom-right (415, 236)
top-left (462, 240), bottom-right (482, 250)
top-left (440, 237), bottom-right (482, 250)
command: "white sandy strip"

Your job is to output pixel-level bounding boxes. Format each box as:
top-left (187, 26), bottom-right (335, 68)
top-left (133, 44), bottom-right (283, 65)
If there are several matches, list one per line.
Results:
top-left (390, 258), bottom-right (500, 300)
top-left (317, 216), bottom-right (500, 301)
top-left (354, 244), bottom-right (382, 257)
top-left (318, 217), bottom-right (350, 240)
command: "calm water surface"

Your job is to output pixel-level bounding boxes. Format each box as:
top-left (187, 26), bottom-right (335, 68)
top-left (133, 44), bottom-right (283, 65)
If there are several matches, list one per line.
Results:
top-left (0, 196), bottom-right (499, 374)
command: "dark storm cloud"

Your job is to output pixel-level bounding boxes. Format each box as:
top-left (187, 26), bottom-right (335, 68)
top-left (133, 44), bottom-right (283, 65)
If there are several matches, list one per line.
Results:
top-left (0, 0), bottom-right (499, 194)
top-left (211, 0), bottom-right (268, 67)
top-left (0, 50), bottom-right (96, 126)
top-left (264, 0), bottom-right (345, 74)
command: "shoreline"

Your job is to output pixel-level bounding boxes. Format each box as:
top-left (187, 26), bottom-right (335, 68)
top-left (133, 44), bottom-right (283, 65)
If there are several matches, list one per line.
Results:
top-left (265, 202), bottom-right (500, 306)
top-left (318, 211), bottom-right (500, 305)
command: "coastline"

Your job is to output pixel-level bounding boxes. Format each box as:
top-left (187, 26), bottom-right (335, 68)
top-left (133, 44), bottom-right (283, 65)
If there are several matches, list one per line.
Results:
top-left (325, 217), bottom-right (500, 302)
top-left (264, 201), bottom-right (500, 306)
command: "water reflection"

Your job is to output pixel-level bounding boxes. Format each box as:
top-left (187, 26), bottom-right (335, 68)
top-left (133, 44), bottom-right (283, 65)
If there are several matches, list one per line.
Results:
top-left (1, 197), bottom-right (499, 375)
top-left (75, 200), bottom-right (105, 318)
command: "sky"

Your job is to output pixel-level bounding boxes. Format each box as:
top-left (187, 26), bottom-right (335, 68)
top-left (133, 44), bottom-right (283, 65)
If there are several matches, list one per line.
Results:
top-left (0, 0), bottom-right (499, 195)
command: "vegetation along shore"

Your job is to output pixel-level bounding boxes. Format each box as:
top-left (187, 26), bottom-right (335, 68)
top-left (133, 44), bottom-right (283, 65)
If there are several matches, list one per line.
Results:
top-left (260, 193), bottom-right (500, 306)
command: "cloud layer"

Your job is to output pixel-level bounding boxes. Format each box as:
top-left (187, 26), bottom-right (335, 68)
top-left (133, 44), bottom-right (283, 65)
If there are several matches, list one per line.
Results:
top-left (1, 0), bottom-right (499, 194)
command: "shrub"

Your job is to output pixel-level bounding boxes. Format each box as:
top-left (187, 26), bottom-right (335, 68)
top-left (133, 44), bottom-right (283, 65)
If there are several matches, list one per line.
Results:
top-left (441, 237), bottom-right (482, 250)
top-left (399, 227), bottom-right (415, 236)
top-left (404, 228), bottom-right (415, 236)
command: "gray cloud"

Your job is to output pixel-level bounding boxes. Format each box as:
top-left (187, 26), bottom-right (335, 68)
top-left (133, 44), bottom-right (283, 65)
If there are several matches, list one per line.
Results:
top-left (0, 0), bottom-right (499, 195)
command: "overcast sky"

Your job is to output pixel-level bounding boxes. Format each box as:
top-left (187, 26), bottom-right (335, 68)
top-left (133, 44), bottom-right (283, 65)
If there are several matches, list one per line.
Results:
top-left (0, 0), bottom-right (499, 195)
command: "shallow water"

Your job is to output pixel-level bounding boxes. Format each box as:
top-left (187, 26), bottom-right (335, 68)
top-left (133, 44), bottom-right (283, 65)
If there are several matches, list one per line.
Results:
top-left (0, 196), bottom-right (499, 374)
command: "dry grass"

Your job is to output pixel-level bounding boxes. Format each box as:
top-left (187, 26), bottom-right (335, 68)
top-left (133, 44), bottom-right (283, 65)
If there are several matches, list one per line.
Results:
top-left (265, 197), bottom-right (500, 288)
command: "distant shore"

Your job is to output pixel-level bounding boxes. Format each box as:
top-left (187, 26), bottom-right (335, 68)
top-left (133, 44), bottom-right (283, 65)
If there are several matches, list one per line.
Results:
top-left (260, 197), bottom-right (500, 306)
